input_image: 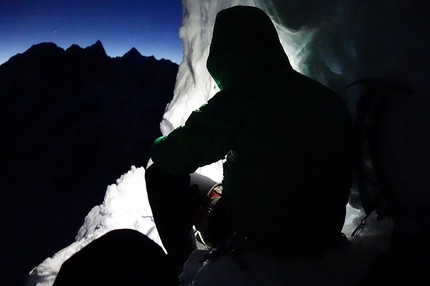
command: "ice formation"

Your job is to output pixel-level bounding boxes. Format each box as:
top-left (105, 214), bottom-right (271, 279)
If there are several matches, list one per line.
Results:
top-left (26, 0), bottom-right (429, 285)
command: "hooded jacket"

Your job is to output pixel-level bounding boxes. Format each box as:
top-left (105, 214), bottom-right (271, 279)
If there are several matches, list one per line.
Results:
top-left (151, 6), bottom-right (353, 256)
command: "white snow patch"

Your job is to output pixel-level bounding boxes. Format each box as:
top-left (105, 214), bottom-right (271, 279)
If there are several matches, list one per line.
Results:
top-left (24, 166), bottom-right (162, 286)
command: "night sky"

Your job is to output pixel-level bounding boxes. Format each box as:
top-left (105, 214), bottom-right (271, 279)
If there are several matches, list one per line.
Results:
top-left (0, 0), bottom-right (183, 65)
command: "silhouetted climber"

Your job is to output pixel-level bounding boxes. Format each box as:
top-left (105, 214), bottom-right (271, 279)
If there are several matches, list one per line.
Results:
top-left (146, 5), bottom-right (353, 272)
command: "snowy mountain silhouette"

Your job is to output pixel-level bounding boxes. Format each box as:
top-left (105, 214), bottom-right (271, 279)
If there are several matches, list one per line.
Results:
top-left (0, 41), bottom-right (177, 286)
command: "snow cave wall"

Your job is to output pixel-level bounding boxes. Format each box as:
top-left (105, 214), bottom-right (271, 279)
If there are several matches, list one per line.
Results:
top-left (167, 0), bottom-right (430, 207)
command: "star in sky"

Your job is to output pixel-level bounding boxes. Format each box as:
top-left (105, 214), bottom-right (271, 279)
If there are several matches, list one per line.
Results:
top-left (0, 0), bottom-right (183, 65)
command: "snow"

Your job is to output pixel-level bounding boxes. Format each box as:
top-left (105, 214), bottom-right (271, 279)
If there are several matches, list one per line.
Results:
top-left (24, 0), bottom-right (429, 285)
top-left (23, 167), bottom-right (392, 286)
top-left (189, 247), bottom-right (362, 286)
top-left (24, 167), bottom-right (163, 286)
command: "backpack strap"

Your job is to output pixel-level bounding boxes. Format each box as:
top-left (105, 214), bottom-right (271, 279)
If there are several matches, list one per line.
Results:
top-left (347, 77), bottom-right (413, 235)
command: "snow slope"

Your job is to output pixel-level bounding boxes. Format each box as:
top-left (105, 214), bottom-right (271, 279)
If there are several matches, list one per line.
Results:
top-left (24, 167), bottom-right (163, 286)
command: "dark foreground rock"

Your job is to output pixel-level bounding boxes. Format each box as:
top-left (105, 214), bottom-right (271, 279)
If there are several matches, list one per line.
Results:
top-left (52, 229), bottom-right (179, 286)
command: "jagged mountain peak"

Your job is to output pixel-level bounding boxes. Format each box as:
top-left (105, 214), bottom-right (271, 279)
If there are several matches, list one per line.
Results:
top-left (20, 42), bottom-right (63, 58)
top-left (84, 40), bottom-right (107, 58)
top-left (66, 44), bottom-right (81, 51)
top-left (65, 41), bottom-right (108, 60)
top-left (123, 47), bottom-right (143, 59)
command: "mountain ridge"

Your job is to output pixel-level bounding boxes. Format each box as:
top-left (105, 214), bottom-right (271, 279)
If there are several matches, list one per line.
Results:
top-left (1, 40), bottom-right (175, 68)
top-left (0, 39), bottom-right (178, 286)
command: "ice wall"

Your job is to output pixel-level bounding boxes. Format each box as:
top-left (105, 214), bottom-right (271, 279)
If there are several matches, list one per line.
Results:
top-left (164, 0), bottom-right (362, 181)
top-left (166, 0), bottom-right (430, 207)
top-left (164, 0), bottom-right (355, 133)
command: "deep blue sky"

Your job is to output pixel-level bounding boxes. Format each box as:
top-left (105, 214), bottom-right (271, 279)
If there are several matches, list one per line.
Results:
top-left (0, 0), bottom-right (183, 65)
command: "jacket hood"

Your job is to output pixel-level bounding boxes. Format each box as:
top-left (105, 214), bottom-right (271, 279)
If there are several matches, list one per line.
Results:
top-left (207, 6), bottom-right (292, 90)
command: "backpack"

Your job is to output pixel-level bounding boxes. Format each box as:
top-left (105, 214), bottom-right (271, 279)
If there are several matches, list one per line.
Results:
top-left (348, 77), bottom-right (430, 285)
